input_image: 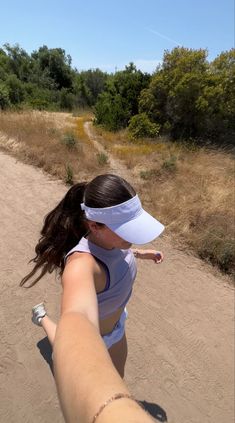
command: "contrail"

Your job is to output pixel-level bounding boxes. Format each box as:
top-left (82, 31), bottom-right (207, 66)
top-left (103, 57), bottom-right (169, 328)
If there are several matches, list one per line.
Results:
top-left (147, 28), bottom-right (181, 46)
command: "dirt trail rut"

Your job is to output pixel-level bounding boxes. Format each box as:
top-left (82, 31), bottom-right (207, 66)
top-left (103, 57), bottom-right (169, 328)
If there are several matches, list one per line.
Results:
top-left (0, 139), bottom-right (234, 423)
top-left (84, 121), bottom-right (132, 181)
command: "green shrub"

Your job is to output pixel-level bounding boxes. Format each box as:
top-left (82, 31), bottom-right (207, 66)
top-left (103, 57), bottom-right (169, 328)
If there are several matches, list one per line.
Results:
top-left (65, 164), bottom-right (74, 185)
top-left (96, 152), bottom-right (108, 166)
top-left (162, 155), bottom-right (177, 172)
top-left (23, 83), bottom-right (59, 110)
top-left (128, 113), bottom-right (160, 139)
top-left (95, 92), bottom-right (130, 131)
top-left (60, 88), bottom-right (76, 111)
top-left (62, 132), bottom-right (77, 149)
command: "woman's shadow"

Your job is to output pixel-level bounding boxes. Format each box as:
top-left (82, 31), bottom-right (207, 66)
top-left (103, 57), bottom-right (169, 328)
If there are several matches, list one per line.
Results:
top-left (138, 400), bottom-right (167, 421)
top-left (37, 336), bottom-right (54, 375)
top-left (37, 337), bottom-right (167, 421)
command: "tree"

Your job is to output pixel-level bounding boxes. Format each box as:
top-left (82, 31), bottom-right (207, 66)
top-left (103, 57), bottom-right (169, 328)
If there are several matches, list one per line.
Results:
top-left (5, 74), bottom-right (25, 104)
top-left (0, 48), bottom-right (10, 80)
top-left (139, 47), bottom-right (235, 145)
top-left (139, 47), bottom-right (209, 139)
top-left (31, 46), bottom-right (73, 89)
top-left (60, 88), bottom-right (76, 111)
top-left (3, 43), bottom-right (32, 82)
top-left (95, 91), bottom-right (130, 131)
top-left (201, 49), bottom-right (235, 144)
top-left (0, 83), bottom-right (11, 109)
top-left (94, 63), bottom-right (150, 130)
top-left (78, 69), bottom-right (108, 106)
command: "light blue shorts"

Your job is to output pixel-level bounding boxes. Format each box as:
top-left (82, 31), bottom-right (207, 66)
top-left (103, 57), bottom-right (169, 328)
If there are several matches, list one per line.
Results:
top-left (102, 308), bottom-right (128, 350)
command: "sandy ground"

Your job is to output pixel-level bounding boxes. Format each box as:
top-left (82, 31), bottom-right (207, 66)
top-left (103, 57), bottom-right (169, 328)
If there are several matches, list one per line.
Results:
top-left (0, 150), bottom-right (234, 423)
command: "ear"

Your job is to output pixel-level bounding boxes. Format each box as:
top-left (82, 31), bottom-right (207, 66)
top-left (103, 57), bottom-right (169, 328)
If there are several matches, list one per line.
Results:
top-left (87, 220), bottom-right (101, 233)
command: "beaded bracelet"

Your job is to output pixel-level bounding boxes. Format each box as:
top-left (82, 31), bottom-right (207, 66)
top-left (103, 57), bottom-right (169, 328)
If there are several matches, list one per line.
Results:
top-left (92, 393), bottom-right (136, 423)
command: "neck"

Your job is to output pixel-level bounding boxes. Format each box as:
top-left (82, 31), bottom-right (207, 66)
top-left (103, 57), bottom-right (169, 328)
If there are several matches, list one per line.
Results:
top-left (87, 233), bottom-right (114, 250)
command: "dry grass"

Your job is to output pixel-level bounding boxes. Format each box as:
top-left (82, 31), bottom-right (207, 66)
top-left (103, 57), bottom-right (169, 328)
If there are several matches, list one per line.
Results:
top-left (0, 111), bottom-right (109, 183)
top-left (93, 126), bottom-right (235, 276)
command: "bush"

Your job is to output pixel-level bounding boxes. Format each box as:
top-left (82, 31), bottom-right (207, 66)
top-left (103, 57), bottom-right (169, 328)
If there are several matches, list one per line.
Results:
top-left (60, 88), bottom-right (76, 111)
top-left (24, 84), bottom-right (59, 110)
top-left (5, 75), bottom-right (25, 104)
top-left (128, 113), bottom-right (160, 139)
top-left (65, 164), bottom-right (74, 185)
top-left (162, 155), bottom-right (177, 172)
top-left (62, 132), bottom-right (77, 149)
top-left (96, 152), bottom-right (108, 166)
top-left (0, 83), bottom-right (11, 109)
top-left (95, 92), bottom-right (130, 131)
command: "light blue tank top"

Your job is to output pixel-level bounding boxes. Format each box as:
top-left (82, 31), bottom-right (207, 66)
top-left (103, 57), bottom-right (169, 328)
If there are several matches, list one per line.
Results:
top-left (65, 237), bottom-right (137, 320)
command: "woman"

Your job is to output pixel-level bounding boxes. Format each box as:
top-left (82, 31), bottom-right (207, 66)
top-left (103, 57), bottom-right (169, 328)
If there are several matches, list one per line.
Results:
top-left (21, 174), bottom-right (164, 377)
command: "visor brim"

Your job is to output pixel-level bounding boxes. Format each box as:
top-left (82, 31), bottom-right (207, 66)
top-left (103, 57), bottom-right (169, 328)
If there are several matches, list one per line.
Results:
top-left (107, 209), bottom-right (164, 244)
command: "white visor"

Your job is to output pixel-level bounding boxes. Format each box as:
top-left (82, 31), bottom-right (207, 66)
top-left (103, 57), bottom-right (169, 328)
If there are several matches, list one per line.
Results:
top-left (81, 195), bottom-right (164, 244)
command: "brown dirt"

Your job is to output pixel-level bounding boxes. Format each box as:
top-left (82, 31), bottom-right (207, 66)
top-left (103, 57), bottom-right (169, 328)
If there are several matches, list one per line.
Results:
top-left (0, 141), bottom-right (234, 422)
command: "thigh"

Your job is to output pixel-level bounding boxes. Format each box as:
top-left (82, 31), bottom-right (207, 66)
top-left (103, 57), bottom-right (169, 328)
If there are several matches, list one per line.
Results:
top-left (108, 332), bottom-right (128, 378)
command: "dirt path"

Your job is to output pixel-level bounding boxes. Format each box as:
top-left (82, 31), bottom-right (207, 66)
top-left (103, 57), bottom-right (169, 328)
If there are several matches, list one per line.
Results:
top-left (84, 121), bottom-right (132, 181)
top-left (0, 146), bottom-right (234, 423)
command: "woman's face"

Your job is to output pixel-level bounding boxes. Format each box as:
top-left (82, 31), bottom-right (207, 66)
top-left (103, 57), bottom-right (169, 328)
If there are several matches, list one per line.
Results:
top-left (88, 221), bottom-right (132, 250)
top-left (101, 225), bottom-right (132, 250)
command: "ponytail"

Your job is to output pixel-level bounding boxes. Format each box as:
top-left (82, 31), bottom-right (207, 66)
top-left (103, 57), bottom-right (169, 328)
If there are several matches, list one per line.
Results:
top-left (20, 182), bottom-right (87, 287)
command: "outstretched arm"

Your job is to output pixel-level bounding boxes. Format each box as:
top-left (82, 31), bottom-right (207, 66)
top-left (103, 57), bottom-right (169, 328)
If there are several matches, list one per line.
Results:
top-left (39, 252), bottom-right (100, 347)
top-left (132, 248), bottom-right (164, 263)
top-left (53, 311), bottom-right (154, 423)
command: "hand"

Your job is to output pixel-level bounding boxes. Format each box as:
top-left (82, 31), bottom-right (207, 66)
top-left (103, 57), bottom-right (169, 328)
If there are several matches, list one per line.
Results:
top-left (153, 251), bottom-right (164, 264)
top-left (133, 249), bottom-right (164, 263)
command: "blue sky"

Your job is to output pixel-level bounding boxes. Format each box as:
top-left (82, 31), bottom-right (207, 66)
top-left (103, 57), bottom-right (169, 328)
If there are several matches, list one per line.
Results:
top-left (0, 0), bottom-right (234, 73)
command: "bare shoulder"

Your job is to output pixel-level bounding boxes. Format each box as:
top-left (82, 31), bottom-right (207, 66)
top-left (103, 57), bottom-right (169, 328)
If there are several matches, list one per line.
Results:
top-left (63, 252), bottom-right (96, 278)
top-left (62, 252), bottom-right (103, 286)
top-left (65, 251), bottom-right (97, 268)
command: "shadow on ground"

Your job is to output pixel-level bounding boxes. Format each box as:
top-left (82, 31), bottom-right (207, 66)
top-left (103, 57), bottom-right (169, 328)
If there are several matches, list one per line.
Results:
top-left (37, 337), bottom-right (53, 375)
top-left (138, 400), bottom-right (167, 421)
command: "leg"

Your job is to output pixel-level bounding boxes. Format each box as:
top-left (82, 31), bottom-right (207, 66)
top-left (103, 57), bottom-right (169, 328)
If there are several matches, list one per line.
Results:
top-left (40, 315), bottom-right (57, 346)
top-left (32, 303), bottom-right (57, 347)
top-left (108, 333), bottom-right (128, 378)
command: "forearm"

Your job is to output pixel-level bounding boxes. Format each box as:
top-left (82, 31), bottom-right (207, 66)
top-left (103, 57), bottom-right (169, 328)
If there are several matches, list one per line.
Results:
top-left (132, 248), bottom-right (163, 262)
top-left (53, 312), bottom-right (153, 423)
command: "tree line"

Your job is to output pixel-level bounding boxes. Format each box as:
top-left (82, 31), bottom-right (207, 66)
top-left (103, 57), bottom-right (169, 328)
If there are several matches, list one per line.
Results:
top-left (0, 43), bottom-right (234, 145)
top-left (0, 44), bottom-right (108, 111)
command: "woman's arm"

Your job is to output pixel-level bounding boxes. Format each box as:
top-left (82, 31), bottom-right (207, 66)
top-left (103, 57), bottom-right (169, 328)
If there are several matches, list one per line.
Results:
top-left (61, 253), bottom-right (100, 329)
top-left (132, 249), bottom-right (164, 263)
top-left (53, 311), bottom-right (153, 423)
top-left (38, 253), bottom-right (100, 347)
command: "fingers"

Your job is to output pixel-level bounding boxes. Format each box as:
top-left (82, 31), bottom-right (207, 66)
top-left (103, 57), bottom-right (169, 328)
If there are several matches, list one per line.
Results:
top-left (154, 252), bottom-right (163, 263)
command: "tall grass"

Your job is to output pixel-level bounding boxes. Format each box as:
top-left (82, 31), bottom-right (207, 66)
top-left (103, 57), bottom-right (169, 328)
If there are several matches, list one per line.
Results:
top-left (0, 111), bottom-right (104, 181)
